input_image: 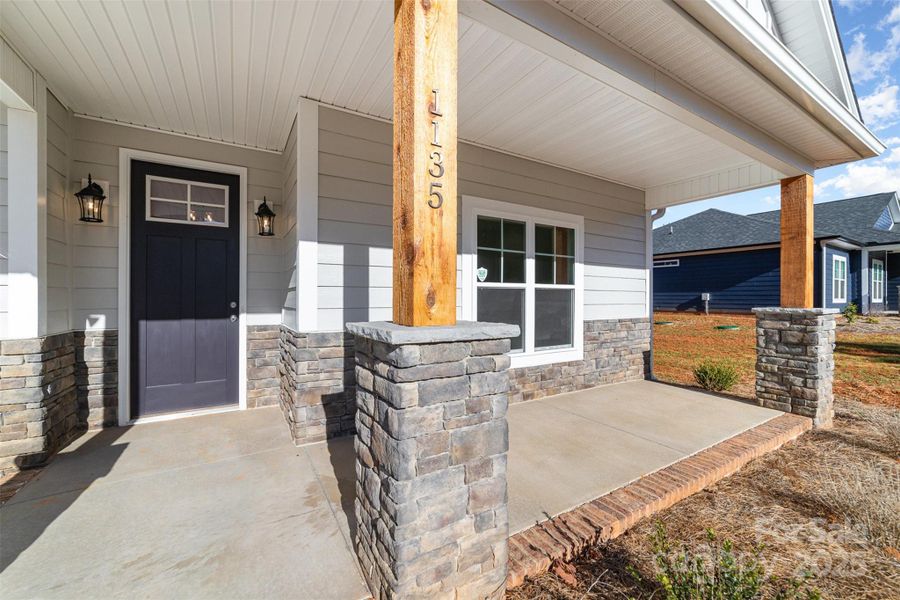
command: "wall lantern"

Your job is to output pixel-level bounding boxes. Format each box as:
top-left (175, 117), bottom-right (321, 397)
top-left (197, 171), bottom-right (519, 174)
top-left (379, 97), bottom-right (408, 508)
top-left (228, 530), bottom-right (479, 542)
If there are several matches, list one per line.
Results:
top-left (75, 174), bottom-right (106, 223)
top-left (255, 197), bottom-right (276, 236)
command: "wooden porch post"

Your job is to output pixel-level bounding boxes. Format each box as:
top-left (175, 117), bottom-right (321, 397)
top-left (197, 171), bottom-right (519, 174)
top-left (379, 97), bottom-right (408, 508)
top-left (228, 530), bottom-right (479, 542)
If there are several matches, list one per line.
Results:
top-left (779, 174), bottom-right (814, 308)
top-left (393, 0), bottom-right (458, 327)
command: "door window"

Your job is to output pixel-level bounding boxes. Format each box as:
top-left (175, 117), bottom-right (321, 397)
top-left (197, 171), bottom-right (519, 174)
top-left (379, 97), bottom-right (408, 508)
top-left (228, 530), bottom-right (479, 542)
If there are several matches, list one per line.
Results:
top-left (147, 175), bottom-right (228, 226)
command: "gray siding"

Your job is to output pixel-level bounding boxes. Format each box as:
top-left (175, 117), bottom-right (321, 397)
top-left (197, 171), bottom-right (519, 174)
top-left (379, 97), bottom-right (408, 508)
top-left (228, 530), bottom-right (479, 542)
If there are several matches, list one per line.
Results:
top-left (0, 103), bottom-right (7, 337)
top-left (281, 117), bottom-right (298, 329)
top-left (316, 107), bottom-right (647, 331)
top-left (70, 117), bottom-right (283, 329)
top-left (46, 91), bottom-right (71, 335)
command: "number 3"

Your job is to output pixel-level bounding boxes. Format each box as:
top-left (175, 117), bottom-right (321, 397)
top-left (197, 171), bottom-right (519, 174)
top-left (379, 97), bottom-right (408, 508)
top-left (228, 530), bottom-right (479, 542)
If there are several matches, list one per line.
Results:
top-left (429, 151), bottom-right (444, 178)
top-left (428, 182), bottom-right (443, 209)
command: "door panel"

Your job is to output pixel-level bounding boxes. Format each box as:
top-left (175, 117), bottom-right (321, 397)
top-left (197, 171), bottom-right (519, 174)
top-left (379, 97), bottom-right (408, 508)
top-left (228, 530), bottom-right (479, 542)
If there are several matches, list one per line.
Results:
top-left (131, 160), bottom-right (240, 418)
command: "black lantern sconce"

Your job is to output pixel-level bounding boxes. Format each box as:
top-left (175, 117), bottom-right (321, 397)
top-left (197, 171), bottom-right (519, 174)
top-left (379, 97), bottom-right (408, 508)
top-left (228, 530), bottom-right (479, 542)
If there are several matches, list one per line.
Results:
top-left (75, 174), bottom-right (106, 223)
top-left (255, 197), bottom-right (276, 236)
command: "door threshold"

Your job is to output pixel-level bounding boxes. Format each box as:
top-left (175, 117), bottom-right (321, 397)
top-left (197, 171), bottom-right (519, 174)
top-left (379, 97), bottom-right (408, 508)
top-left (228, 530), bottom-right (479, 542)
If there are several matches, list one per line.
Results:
top-left (128, 405), bottom-right (241, 426)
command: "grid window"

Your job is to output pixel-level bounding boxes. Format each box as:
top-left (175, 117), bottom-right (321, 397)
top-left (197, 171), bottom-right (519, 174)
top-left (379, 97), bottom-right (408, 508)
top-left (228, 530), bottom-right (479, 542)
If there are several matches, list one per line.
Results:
top-left (872, 259), bottom-right (885, 303)
top-left (832, 255), bottom-right (847, 303)
top-left (146, 176), bottom-right (229, 227)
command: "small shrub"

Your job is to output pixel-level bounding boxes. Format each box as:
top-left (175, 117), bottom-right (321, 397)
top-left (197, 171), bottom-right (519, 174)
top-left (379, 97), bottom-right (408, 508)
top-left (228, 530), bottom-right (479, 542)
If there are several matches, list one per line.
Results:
top-left (693, 361), bottom-right (739, 392)
top-left (842, 302), bottom-right (859, 323)
top-left (649, 523), bottom-right (820, 600)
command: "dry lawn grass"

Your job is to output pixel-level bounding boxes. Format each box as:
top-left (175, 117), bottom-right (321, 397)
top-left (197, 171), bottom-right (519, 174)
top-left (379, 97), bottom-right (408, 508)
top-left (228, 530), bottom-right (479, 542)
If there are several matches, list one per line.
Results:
top-left (507, 400), bottom-right (900, 599)
top-left (652, 312), bottom-right (900, 408)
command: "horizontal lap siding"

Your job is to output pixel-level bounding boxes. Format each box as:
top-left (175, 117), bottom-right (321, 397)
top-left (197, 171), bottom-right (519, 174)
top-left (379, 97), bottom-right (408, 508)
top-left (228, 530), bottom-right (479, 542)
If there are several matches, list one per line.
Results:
top-left (823, 246), bottom-right (860, 309)
top-left (46, 91), bottom-right (71, 334)
top-left (317, 107), bottom-right (646, 331)
top-left (70, 117), bottom-right (283, 329)
top-left (887, 253), bottom-right (900, 311)
top-left (0, 104), bottom-right (6, 337)
top-left (653, 248), bottom-right (780, 312)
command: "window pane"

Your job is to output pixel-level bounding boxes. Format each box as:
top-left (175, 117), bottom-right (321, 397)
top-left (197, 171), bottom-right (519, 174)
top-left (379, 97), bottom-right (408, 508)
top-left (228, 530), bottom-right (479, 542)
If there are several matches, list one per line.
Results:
top-left (150, 199), bottom-right (187, 220)
top-left (556, 227), bottom-right (574, 256)
top-left (535, 289), bottom-right (573, 349)
top-left (476, 250), bottom-right (501, 283)
top-left (556, 256), bottom-right (574, 285)
top-left (478, 288), bottom-right (524, 351)
top-left (478, 217), bottom-right (502, 249)
top-left (193, 206), bottom-right (226, 224)
top-left (535, 225), bottom-right (554, 254)
top-left (504, 251), bottom-right (525, 283)
top-left (535, 254), bottom-right (554, 284)
top-left (192, 185), bottom-right (226, 206)
top-left (503, 220), bottom-right (525, 251)
top-left (150, 179), bottom-right (187, 201)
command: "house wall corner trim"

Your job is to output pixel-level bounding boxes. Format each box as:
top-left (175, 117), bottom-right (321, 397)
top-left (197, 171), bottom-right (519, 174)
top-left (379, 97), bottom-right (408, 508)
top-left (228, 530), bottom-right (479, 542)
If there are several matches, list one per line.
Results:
top-left (296, 98), bottom-right (319, 332)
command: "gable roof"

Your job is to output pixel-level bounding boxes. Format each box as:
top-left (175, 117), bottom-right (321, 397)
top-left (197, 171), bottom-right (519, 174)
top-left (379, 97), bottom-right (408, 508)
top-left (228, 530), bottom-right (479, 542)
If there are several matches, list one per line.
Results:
top-left (654, 192), bottom-right (900, 255)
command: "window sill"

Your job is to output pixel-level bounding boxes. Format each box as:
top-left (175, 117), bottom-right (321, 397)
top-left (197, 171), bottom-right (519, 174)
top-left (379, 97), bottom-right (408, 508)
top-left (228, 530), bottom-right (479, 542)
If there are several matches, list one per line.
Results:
top-left (509, 347), bottom-right (583, 369)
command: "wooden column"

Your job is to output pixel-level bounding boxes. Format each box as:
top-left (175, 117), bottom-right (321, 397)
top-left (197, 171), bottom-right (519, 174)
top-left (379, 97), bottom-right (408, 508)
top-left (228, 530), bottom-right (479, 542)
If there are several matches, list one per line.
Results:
top-left (392, 0), bottom-right (458, 326)
top-left (780, 174), bottom-right (814, 308)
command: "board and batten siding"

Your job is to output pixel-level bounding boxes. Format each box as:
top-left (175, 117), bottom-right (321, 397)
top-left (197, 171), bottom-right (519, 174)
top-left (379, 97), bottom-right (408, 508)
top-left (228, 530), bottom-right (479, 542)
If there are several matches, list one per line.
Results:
top-left (281, 116), bottom-right (298, 330)
top-left (46, 91), bottom-right (72, 335)
top-left (69, 116), bottom-right (284, 329)
top-left (0, 103), bottom-right (7, 337)
top-left (316, 107), bottom-right (647, 332)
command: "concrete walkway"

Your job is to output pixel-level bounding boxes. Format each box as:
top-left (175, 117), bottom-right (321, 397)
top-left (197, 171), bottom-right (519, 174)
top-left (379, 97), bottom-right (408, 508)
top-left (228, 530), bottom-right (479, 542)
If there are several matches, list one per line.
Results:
top-left (0, 380), bottom-right (779, 598)
top-left (0, 407), bottom-right (369, 600)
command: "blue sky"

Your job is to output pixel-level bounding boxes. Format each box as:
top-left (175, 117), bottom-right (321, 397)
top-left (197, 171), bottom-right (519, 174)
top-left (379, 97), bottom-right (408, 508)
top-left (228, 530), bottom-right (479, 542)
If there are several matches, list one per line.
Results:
top-left (655, 0), bottom-right (900, 227)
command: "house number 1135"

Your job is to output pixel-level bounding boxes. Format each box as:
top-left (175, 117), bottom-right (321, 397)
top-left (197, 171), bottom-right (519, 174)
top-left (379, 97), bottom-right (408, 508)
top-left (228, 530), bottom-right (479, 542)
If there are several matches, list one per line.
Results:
top-left (428, 88), bottom-right (444, 209)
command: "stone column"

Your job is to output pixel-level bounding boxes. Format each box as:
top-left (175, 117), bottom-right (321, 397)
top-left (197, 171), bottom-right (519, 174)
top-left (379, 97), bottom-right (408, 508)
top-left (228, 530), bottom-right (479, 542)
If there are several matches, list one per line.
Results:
top-left (754, 308), bottom-right (836, 428)
top-left (346, 321), bottom-right (517, 600)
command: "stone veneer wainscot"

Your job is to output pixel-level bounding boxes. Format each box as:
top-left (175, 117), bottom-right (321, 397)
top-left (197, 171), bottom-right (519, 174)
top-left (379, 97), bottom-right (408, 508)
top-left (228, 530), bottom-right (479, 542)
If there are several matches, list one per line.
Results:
top-left (508, 318), bottom-right (650, 403)
top-left (279, 327), bottom-right (355, 444)
top-left (1, 333), bottom-right (80, 475)
top-left (247, 325), bottom-right (281, 409)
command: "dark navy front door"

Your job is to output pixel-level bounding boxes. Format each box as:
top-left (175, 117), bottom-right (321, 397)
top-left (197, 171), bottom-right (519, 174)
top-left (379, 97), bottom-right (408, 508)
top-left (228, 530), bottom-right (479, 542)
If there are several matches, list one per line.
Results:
top-left (130, 160), bottom-right (240, 418)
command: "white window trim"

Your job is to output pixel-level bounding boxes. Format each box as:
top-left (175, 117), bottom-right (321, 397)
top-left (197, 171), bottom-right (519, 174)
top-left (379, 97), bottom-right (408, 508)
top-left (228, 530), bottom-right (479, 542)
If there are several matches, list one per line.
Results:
top-left (462, 195), bottom-right (584, 368)
top-left (832, 254), bottom-right (847, 303)
top-left (653, 259), bottom-right (680, 268)
top-left (871, 259), bottom-right (885, 303)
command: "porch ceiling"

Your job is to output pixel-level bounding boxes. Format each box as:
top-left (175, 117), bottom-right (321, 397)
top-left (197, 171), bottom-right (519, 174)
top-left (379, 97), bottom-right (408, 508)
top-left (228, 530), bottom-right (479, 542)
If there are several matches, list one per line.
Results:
top-left (2, 0), bottom-right (846, 196)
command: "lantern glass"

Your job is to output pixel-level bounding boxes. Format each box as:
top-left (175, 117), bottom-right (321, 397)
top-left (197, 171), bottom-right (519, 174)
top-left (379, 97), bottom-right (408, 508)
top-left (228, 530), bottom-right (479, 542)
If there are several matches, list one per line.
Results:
top-left (75, 175), bottom-right (106, 223)
top-left (255, 197), bottom-right (276, 236)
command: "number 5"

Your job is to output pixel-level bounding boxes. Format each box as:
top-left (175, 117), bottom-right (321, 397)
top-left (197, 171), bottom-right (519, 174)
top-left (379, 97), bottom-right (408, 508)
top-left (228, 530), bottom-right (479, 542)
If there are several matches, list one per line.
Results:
top-left (428, 182), bottom-right (443, 209)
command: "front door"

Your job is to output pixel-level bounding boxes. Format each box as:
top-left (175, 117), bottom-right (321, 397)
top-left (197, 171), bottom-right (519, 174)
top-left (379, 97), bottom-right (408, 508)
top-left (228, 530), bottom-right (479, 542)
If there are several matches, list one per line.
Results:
top-left (130, 160), bottom-right (240, 418)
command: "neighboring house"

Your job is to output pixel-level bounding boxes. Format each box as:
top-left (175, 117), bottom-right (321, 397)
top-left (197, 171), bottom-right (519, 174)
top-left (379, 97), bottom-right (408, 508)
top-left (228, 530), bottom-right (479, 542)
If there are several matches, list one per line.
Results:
top-left (0, 0), bottom-right (882, 467)
top-left (653, 193), bottom-right (900, 313)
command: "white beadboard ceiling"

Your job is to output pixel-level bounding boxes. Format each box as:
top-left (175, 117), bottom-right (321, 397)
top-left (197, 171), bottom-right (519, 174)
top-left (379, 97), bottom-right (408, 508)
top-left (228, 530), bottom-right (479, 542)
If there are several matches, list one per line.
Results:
top-left (4, 0), bottom-right (794, 190)
top-left (551, 0), bottom-right (854, 165)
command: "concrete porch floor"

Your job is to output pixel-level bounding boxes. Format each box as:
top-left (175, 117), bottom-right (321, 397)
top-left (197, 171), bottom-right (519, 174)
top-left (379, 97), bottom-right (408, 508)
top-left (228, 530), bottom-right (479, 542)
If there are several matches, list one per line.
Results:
top-left (0, 381), bottom-right (780, 598)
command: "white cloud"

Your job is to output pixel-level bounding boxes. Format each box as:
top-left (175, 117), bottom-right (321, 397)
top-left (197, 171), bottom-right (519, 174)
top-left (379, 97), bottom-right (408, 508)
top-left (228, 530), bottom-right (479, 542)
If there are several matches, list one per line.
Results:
top-left (817, 141), bottom-right (900, 198)
top-left (760, 194), bottom-right (778, 207)
top-left (836, 0), bottom-right (873, 12)
top-left (859, 81), bottom-right (900, 127)
top-left (846, 30), bottom-right (900, 82)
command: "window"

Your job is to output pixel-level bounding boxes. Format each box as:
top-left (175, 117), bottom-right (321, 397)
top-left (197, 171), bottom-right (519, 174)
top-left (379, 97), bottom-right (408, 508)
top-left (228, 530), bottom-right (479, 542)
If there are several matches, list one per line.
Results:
top-left (463, 196), bottom-right (583, 367)
top-left (832, 255), bottom-right (847, 303)
top-left (146, 175), bottom-right (228, 227)
top-left (872, 259), bottom-right (885, 303)
top-left (653, 259), bottom-right (679, 268)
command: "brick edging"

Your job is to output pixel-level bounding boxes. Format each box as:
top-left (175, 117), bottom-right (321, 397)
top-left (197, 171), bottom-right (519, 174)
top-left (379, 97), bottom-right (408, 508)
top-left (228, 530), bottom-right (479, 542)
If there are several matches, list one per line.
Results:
top-left (506, 413), bottom-right (812, 588)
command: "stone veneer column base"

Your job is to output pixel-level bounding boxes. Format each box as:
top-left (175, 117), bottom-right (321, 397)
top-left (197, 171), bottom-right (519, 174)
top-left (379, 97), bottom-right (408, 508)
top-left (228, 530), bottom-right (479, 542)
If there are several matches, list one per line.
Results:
top-left (347, 320), bottom-right (518, 600)
top-left (754, 308), bottom-right (836, 428)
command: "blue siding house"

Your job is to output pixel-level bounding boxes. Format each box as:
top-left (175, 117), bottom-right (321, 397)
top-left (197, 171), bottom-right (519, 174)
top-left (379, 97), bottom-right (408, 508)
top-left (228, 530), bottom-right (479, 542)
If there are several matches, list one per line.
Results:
top-left (653, 192), bottom-right (900, 314)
